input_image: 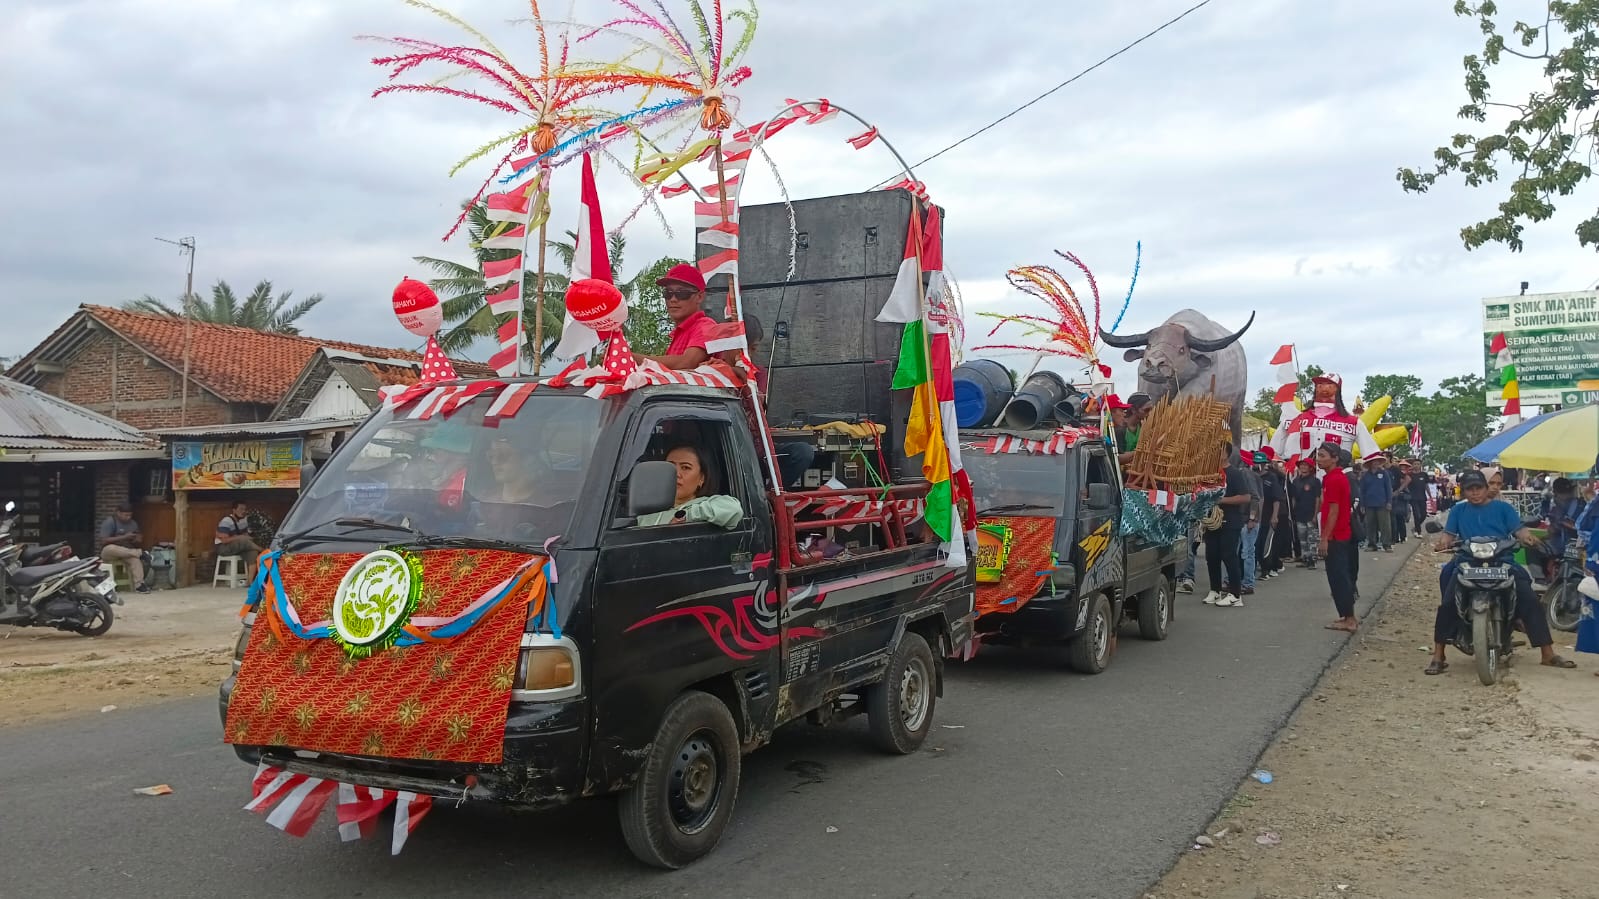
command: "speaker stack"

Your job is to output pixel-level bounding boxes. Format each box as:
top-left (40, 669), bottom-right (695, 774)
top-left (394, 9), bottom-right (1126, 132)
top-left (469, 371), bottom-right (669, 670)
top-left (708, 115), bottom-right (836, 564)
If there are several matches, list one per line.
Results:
top-left (698, 190), bottom-right (942, 480)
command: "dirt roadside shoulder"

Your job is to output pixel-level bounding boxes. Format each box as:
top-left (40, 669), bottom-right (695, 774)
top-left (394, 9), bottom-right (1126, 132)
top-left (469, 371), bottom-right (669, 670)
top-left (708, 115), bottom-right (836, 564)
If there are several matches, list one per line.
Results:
top-left (0, 587), bottom-right (241, 725)
top-left (1147, 548), bottom-right (1599, 899)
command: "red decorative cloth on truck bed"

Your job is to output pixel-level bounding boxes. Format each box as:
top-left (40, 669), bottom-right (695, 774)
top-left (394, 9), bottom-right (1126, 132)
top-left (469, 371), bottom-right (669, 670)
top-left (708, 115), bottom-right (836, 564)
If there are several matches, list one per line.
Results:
top-left (974, 516), bottom-right (1057, 617)
top-left (225, 549), bottom-right (534, 764)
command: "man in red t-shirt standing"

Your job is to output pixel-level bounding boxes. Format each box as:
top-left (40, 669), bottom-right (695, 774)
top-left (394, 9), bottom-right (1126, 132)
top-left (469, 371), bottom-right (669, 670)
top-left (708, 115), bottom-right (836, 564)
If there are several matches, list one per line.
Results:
top-left (638, 263), bottom-right (716, 370)
top-left (1317, 441), bottom-right (1358, 632)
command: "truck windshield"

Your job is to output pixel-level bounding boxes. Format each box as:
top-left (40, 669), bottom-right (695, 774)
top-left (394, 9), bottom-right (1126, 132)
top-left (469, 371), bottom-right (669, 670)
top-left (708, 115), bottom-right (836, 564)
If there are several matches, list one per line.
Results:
top-left (280, 391), bottom-right (602, 550)
top-left (963, 450), bottom-right (1070, 518)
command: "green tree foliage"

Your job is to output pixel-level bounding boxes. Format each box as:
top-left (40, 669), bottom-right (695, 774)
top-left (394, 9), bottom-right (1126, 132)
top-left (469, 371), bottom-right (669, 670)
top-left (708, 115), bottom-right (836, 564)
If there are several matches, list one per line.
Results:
top-left (125, 280), bottom-right (324, 334)
top-left (1407, 374), bottom-right (1497, 467)
top-left (1359, 374), bottom-right (1424, 411)
top-left (413, 203), bottom-right (685, 361)
top-left (1397, 1), bottom-right (1599, 250)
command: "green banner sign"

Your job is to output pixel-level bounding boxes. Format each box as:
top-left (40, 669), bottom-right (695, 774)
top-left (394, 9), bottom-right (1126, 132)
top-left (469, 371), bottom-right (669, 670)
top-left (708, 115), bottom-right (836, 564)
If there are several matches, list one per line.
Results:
top-left (1482, 292), bottom-right (1599, 406)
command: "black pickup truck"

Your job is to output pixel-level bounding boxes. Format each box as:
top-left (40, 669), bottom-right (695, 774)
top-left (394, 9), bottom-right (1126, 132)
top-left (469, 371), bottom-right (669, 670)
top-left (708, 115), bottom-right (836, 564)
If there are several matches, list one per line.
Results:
top-left (220, 379), bottom-right (973, 868)
top-left (958, 428), bottom-right (1184, 672)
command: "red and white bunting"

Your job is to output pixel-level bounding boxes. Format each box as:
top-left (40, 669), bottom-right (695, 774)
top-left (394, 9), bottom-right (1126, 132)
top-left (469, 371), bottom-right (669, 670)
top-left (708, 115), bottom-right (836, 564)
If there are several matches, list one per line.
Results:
top-left (705, 321), bottom-right (748, 355)
top-left (484, 191), bottom-right (533, 224)
top-left (881, 178), bottom-right (930, 202)
top-left (336, 782), bottom-right (396, 843)
top-left (243, 764), bottom-right (434, 854)
top-left (694, 200), bottom-right (740, 228)
top-left (846, 126), bottom-right (879, 149)
top-left (698, 220), bottom-right (740, 249)
top-left (973, 428), bottom-right (1096, 455)
top-left (485, 381), bottom-right (536, 419)
top-left (480, 223), bottom-right (527, 251)
top-left (488, 316), bottom-right (522, 377)
top-left (481, 254), bottom-right (524, 290)
top-left (486, 283), bottom-right (520, 317)
top-left (1148, 490), bottom-right (1180, 512)
top-left (698, 248), bottom-right (739, 280)
top-left (390, 791), bottom-right (433, 856)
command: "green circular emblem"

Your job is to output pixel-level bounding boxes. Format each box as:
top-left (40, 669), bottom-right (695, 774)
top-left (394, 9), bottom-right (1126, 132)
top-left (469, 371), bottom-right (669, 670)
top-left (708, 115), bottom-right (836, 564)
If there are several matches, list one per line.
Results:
top-left (331, 549), bottom-right (422, 659)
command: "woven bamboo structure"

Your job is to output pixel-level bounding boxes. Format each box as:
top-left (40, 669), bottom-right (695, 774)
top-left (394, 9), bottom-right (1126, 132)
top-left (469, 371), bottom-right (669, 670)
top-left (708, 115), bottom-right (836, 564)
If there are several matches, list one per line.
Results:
top-left (1121, 392), bottom-right (1231, 491)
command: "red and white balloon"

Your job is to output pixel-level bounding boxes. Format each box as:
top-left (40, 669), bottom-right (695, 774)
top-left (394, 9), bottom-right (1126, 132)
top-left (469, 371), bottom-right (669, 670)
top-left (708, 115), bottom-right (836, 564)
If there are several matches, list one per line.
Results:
top-left (565, 278), bottom-right (627, 334)
top-left (392, 277), bottom-right (444, 337)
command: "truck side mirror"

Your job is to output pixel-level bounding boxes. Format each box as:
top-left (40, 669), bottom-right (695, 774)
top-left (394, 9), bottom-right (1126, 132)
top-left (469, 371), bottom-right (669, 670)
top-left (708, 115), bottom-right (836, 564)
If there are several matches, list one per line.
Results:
top-left (1087, 483), bottom-right (1116, 510)
top-left (628, 461), bottom-right (679, 518)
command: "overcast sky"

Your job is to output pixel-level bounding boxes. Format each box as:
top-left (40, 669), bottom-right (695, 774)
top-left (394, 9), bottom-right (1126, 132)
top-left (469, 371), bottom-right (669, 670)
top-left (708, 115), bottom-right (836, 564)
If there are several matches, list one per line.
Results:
top-left (3, 0), bottom-right (1592, 404)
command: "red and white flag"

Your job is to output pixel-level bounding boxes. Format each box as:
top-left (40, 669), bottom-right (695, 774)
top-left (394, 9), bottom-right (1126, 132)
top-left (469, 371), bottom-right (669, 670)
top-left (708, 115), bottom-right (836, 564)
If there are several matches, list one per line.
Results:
top-left (484, 190), bottom-right (533, 224)
top-left (551, 153), bottom-right (612, 361)
top-left (482, 254), bottom-right (524, 291)
top-left (391, 791), bottom-right (433, 855)
top-left (480, 223), bottom-right (527, 251)
top-left (486, 381), bottom-right (536, 419)
top-left (336, 783), bottom-right (396, 843)
top-left (846, 126), bottom-right (879, 149)
top-left (485, 283), bottom-right (520, 317)
top-left (694, 200), bottom-right (740, 229)
top-left (489, 315), bottom-right (522, 377)
top-left (875, 208), bottom-right (924, 324)
top-left (1409, 423), bottom-right (1422, 452)
top-left (245, 765), bottom-right (338, 839)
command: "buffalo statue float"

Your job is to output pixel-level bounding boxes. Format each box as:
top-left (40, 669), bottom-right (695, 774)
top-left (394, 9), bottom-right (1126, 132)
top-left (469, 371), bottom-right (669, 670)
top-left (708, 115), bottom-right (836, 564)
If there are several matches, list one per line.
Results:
top-left (1100, 309), bottom-right (1254, 446)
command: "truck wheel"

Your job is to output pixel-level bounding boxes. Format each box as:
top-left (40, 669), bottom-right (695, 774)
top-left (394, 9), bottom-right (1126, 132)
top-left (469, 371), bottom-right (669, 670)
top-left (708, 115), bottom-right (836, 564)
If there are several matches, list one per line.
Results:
top-left (866, 631), bottom-right (936, 754)
top-left (618, 690), bottom-right (741, 869)
top-left (1136, 576), bottom-right (1173, 642)
top-left (1067, 594), bottom-right (1113, 674)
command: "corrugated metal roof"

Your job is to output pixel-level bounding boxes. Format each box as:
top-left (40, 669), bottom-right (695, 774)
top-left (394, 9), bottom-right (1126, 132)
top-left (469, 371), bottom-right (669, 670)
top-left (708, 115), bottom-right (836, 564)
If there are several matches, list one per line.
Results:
top-left (0, 376), bottom-right (160, 451)
top-left (147, 417), bottom-right (365, 438)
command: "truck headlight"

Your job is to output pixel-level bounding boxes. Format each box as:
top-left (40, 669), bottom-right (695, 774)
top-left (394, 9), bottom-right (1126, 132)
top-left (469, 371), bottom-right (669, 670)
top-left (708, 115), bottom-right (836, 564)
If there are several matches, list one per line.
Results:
top-left (513, 634), bottom-right (581, 700)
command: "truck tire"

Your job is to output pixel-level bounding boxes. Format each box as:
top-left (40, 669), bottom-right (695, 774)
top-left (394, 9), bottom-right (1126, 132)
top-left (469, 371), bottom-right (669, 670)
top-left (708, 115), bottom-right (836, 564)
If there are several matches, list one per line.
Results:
top-left (1067, 594), bottom-right (1113, 674)
top-left (1136, 576), bottom-right (1173, 642)
top-left (866, 631), bottom-right (936, 754)
top-left (618, 690), bottom-right (742, 869)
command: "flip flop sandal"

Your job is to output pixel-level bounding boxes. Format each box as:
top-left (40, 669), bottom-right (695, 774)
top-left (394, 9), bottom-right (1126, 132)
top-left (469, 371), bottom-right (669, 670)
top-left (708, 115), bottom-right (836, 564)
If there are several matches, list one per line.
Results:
top-left (1424, 659), bottom-right (1449, 675)
top-left (1542, 655), bottom-right (1577, 669)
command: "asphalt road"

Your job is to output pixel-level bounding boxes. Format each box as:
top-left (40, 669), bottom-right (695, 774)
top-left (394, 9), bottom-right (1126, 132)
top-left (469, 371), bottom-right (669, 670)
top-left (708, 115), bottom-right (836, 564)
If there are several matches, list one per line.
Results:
top-left (0, 546), bottom-right (1413, 899)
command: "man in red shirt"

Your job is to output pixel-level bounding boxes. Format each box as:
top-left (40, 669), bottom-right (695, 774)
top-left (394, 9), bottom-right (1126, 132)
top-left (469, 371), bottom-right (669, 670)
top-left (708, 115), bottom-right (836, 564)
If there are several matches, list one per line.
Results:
top-left (639, 263), bottom-right (716, 370)
top-left (1317, 441), bottom-right (1358, 632)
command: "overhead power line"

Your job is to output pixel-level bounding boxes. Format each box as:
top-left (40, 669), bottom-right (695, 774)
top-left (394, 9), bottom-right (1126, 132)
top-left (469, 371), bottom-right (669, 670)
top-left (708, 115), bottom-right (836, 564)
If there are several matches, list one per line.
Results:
top-left (875, 0), bottom-right (1219, 186)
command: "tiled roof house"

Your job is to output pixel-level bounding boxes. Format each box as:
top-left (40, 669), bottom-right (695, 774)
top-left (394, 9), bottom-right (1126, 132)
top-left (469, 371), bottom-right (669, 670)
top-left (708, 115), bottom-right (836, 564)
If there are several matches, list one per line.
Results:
top-left (7, 305), bottom-right (488, 431)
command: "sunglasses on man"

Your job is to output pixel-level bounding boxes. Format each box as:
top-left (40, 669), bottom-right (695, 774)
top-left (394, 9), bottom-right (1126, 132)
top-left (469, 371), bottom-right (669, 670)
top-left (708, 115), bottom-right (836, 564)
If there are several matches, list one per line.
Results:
top-left (662, 287), bottom-right (700, 301)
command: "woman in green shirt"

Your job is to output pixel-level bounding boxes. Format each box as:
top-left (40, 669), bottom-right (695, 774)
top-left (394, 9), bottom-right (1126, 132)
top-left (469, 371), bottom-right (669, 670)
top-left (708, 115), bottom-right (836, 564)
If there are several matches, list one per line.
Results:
top-left (637, 444), bottom-right (743, 529)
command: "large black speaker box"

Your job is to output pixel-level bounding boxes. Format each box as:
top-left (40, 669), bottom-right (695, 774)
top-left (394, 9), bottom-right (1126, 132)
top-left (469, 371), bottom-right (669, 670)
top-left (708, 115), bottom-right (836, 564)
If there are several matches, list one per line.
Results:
top-left (697, 190), bottom-right (944, 481)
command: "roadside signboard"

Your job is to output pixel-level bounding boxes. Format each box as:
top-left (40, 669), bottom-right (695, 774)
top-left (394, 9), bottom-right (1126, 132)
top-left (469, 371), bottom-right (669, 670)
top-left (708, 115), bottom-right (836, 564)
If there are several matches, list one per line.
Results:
top-left (172, 438), bottom-right (303, 490)
top-left (1483, 291), bottom-right (1599, 407)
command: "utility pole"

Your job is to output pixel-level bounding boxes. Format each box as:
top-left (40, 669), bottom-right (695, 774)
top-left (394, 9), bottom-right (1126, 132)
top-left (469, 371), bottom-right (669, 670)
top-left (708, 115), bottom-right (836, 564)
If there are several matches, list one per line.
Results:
top-left (155, 237), bottom-right (196, 426)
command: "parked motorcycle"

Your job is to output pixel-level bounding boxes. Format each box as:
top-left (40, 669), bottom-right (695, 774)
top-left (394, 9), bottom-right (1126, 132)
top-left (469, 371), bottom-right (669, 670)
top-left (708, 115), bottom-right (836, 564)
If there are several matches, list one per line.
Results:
top-left (1445, 536), bottom-right (1522, 686)
top-left (1541, 540), bottom-right (1585, 634)
top-left (0, 502), bottom-right (119, 637)
top-left (0, 502), bottom-right (73, 568)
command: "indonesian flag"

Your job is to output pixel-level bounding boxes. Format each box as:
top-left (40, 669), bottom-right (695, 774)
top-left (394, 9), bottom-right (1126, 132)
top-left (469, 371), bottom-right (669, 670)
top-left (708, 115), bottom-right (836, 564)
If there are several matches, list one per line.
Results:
top-left (1270, 344), bottom-right (1297, 403)
top-left (551, 153), bottom-right (612, 361)
top-left (876, 208), bottom-right (924, 324)
top-left (336, 783), bottom-right (396, 843)
top-left (485, 190), bottom-right (534, 224)
top-left (244, 765), bottom-right (337, 839)
top-left (480, 223), bottom-right (527, 251)
top-left (488, 315), bottom-right (522, 377)
top-left (1409, 422), bottom-right (1423, 452)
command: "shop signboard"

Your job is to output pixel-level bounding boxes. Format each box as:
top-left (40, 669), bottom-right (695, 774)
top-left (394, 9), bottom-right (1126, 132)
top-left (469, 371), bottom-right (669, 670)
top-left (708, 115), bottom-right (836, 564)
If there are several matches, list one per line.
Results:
top-left (172, 438), bottom-right (303, 490)
top-left (1483, 292), bottom-right (1599, 407)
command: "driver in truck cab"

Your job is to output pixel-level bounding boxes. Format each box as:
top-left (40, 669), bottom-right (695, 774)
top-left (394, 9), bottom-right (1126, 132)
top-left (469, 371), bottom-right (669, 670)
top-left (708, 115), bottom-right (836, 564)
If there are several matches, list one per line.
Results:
top-left (1426, 469), bottom-right (1576, 675)
top-left (636, 443), bottom-right (743, 529)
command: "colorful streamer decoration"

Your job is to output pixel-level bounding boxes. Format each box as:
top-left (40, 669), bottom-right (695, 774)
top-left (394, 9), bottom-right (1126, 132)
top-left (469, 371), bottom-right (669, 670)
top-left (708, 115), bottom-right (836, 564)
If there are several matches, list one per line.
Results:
top-left (975, 249), bottom-right (1131, 377)
top-left (363, 1), bottom-right (648, 240)
top-left (1490, 332), bottom-right (1521, 422)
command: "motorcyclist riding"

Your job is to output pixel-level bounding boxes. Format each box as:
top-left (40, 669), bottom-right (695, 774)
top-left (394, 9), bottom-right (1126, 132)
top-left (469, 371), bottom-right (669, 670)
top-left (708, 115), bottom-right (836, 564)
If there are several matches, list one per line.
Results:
top-left (1426, 470), bottom-right (1578, 675)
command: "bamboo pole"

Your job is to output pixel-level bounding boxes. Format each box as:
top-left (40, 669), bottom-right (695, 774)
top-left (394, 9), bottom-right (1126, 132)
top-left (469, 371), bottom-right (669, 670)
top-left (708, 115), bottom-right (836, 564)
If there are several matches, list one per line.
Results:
top-left (531, 163), bottom-right (551, 376)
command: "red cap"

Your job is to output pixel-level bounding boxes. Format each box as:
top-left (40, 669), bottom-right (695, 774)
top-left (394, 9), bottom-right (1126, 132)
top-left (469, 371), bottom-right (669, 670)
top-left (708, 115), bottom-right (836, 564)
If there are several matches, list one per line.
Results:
top-left (1106, 394), bottom-right (1132, 410)
top-left (1259, 446), bottom-right (1276, 460)
top-left (1312, 372), bottom-right (1343, 387)
top-left (657, 263), bottom-right (707, 293)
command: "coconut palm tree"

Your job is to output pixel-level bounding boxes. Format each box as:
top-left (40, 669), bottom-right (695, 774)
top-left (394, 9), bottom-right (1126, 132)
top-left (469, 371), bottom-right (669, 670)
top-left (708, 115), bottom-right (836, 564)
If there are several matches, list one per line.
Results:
top-left (125, 280), bottom-right (324, 335)
top-left (413, 203), bottom-right (685, 362)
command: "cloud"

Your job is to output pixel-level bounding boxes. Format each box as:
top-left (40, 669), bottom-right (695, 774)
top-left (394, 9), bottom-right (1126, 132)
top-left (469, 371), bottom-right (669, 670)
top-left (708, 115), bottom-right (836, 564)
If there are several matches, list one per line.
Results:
top-left (0, 0), bottom-right (1590, 418)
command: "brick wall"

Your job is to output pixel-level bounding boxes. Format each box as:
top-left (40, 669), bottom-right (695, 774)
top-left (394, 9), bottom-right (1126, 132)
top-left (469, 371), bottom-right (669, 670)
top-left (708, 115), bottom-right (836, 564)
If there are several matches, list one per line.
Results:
top-left (46, 331), bottom-right (244, 430)
top-left (91, 463), bottom-right (130, 552)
